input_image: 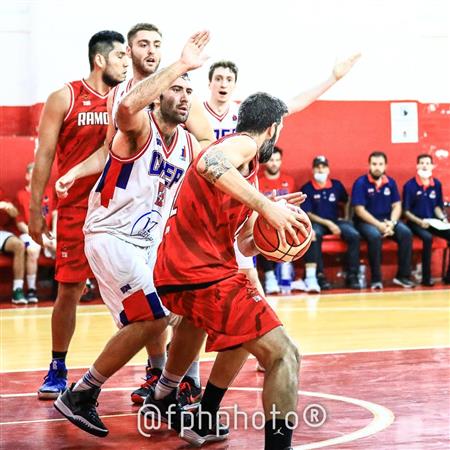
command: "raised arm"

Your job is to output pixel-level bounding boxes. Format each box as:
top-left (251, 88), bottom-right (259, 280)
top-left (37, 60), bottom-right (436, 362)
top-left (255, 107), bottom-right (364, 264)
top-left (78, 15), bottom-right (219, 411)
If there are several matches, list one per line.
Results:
top-left (287, 53), bottom-right (361, 115)
top-left (29, 86), bottom-right (70, 245)
top-left (116, 31), bottom-right (210, 146)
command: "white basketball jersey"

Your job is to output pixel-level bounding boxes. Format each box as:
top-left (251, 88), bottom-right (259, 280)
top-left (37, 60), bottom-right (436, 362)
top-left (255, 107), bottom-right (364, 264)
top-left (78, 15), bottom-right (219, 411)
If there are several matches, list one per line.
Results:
top-left (203, 101), bottom-right (240, 141)
top-left (84, 111), bottom-right (193, 248)
top-left (110, 79), bottom-right (134, 130)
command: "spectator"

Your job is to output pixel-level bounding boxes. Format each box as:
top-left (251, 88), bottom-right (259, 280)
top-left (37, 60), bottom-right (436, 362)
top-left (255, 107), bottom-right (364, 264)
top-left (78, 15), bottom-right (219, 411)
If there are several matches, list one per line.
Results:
top-left (301, 156), bottom-right (361, 289)
top-left (16, 163), bottom-right (57, 303)
top-left (258, 147), bottom-right (295, 293)
top-left (403, 154), bottom-right (450, 285)
top-left (0, 187), bottom-right (26, 304)
top-left (352, 151), bottom-right (415, 289)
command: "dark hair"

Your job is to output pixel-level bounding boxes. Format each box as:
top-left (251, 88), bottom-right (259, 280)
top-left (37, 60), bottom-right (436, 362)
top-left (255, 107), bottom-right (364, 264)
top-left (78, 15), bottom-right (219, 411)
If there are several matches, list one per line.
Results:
top-left (417, 153), bottom-right (433, 163)
top-left (272, 146), bottom-right (283, 157)
top-left (88, 30), bottom-right (125, 70)
top-left (127, 23), bottom-right (162, 45)
top-left (369, 151), bottom-right (387, 163)
top-left (208, 60), bottom-right (238, 82)
top-left (236, 92), bottom-right (288, 134)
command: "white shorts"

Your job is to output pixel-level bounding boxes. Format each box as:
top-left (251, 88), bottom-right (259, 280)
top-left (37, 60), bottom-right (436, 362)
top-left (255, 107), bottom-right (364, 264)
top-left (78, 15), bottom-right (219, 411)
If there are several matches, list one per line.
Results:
top-left (233, 240), bottom-right (255, 270)
top-left (0, 231), bottom-right (14, 252)
top-left (20, 233), bottom-right (41, 252)
top-left (85, 233), bottom-right (169, 328)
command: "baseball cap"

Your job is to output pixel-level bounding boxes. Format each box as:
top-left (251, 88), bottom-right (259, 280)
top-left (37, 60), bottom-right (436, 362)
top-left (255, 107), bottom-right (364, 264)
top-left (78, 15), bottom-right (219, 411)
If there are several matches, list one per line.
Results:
top-left (313, 155), bottom-right (329, 167)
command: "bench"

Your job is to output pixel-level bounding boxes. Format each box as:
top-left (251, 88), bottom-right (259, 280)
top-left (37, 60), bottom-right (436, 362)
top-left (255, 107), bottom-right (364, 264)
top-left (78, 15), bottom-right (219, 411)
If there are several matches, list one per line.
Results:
top-left (0, 254), bottom-right (54, 269)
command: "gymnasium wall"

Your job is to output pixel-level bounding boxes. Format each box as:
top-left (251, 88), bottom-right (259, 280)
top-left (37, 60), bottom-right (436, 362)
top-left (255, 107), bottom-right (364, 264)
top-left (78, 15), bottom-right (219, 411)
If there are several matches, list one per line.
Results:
top-left (1, 100), bottom-right (449, 202)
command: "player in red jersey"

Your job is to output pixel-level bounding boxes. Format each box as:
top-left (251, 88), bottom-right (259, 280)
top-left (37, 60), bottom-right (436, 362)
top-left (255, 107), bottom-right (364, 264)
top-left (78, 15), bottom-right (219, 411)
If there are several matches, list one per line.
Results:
top-left (145, 93), bottom-right (307, 449)
top-left (29, 30), bottom-right (128, 399)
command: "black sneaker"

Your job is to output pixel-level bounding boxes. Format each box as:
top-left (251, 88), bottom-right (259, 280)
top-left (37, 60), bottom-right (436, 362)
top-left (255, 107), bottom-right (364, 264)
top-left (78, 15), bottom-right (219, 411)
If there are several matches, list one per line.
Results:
top-left (421, 279), bottom-right (435, 287)
top-left (141, 386), bottom-right (183, 431)
top-left (131, 367), bottom-right (161, 405)
top-left (317, 274), bottom-right (331, 290)
top-left (393, 277), bottom-right (416, 288)
top-left (178, 376), bottom-right (202, 410)
top-left (179, 409), bottom-right (229, 446)
top-left (26, 288), bottom-right (38, 303)
top-left (346, 274), bottom-right (361, 290)
top-left (54, 383), bottom-right (108, 437)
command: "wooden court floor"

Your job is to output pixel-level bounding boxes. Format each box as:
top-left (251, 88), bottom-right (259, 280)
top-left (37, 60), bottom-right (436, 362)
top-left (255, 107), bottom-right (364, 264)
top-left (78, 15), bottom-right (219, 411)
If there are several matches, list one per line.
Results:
top-left (1, 288), bottom-right (449, 449)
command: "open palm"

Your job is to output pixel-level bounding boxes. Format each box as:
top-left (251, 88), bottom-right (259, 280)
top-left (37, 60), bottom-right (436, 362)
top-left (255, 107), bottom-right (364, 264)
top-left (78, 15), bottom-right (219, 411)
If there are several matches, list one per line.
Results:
top-left (180, 30), bottom-right (210, 70)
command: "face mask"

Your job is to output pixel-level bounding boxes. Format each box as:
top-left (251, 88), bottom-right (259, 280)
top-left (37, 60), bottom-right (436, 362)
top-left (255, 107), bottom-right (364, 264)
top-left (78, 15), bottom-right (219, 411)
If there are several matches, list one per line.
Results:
top-left (314, 172), bottom-right (328, 184)
top-left (417, 169), bottom-right (432, 179)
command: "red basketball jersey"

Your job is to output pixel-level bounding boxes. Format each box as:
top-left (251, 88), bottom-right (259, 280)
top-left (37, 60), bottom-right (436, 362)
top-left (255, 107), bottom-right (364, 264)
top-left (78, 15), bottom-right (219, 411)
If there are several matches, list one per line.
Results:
top-left (56, 79), bottom-right (110, 209)
top-left (258, 172), bottom-right (295, 197)
top-left (154, 134), bottom-right (259, 286)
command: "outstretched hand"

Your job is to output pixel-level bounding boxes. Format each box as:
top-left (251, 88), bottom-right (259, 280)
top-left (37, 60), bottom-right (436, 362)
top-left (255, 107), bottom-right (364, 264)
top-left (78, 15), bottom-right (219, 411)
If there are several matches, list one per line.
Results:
top-left (332, 53), bottom-right (361, 80)
top-left (180, 30), bottom-right (210, 71)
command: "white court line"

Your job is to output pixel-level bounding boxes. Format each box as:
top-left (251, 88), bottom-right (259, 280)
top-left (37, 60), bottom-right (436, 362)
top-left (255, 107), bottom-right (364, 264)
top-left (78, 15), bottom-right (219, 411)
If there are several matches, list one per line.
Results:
top-left (0, 387), bottom-right (395, 450)
top-left (1, 345), bottom-right (448, 375)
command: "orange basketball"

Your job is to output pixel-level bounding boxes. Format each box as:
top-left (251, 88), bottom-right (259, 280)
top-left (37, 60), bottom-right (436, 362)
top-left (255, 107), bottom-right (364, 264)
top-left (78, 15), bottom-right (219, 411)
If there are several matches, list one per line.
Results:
top-left (253, 206), bottom-right (313, 262)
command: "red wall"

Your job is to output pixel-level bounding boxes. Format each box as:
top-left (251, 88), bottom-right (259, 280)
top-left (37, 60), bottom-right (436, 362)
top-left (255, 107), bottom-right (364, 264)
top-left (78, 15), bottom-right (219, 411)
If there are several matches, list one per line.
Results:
top-left (1, 101), bottom-right (449, 202)
top-left (277, 101), bottom-right (450, 200)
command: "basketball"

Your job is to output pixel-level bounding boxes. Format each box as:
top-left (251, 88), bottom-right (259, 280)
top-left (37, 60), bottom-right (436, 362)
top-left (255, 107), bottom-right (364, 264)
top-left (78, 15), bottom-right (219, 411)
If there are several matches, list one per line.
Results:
top-left (253, 206), bottom-right (313, 262)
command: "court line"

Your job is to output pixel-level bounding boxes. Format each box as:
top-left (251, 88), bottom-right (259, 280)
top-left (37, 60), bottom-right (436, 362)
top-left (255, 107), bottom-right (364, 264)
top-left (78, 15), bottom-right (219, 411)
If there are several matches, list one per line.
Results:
top-left (0, 387), bottom-right (394, 450)
top-left (1, 345), bottom-right (448, 376)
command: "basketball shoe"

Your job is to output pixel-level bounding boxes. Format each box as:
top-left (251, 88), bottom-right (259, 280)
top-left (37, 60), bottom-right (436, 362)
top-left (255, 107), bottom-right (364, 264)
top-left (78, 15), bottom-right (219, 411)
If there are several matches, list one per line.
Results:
top-left (54, 383), bottom-right (108, 437)
top-left (178, 375), bottom-right (202, 410)
top-left (131, 366), bottom-right (162, 405)
top-left (38, 359), bottom-right (67, 399)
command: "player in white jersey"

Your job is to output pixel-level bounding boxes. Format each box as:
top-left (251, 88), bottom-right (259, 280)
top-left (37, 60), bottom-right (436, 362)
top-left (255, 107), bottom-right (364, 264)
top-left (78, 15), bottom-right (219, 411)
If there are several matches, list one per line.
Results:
top-left (53, 31), bottom-right (210, 438)
top-left (57, 23), bottom-right (213, 406)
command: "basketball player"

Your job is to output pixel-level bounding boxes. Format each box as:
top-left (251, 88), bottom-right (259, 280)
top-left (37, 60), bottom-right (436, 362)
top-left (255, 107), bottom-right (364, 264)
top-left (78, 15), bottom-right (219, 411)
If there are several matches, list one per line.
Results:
top-left (53, 30), bottom-right (215, 437)
top-left (55, 23), bottom-right (214, 406)
top-left (204, 56), bottom-right (360, 296)
top-left (29, 30), bottom-right (128, 399)
top-left (146, 92), bottom-right (307, 449)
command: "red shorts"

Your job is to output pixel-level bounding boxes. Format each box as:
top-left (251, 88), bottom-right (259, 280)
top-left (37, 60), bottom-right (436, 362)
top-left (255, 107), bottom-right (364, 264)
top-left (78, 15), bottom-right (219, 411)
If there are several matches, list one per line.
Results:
top-left (159, 273), bottom-right (282, 352)
top-left (55, 207), bottom-right (93, 283)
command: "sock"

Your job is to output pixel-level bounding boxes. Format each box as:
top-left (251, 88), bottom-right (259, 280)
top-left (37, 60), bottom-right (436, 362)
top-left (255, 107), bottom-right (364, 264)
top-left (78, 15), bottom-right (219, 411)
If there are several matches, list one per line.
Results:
top-left (154, 369), bottom-right (183, 400)
top-left (26, 274), bottom-right (37, 290)
top-left (305, 266), bottom-right (316, 279)
top-left (265, 270), bottom-right (276, 280)
top-left (52, 351), bottom-right (67, 361)
top-left (149, 353), bottom-right (167, 370)
top-left (184, 360), bottom-right (201, 386)
top-left (200, 381), bottom-right (227, 415)
top-left (264, 419), bottom-right (294, 450)
top-left (13, 279), bottom-right (24, 290)
top-left (73, 366), bottom-right (108, 392)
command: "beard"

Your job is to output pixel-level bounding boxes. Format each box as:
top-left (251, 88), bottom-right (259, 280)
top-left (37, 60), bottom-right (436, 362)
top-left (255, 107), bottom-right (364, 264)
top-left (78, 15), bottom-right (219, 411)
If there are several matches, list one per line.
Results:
top-left (370, 170), bottom-right (383, 180)
top-left (160, 104), bottom-right (189, 126)
top-left (102, 70), bottom-right (121, 87)
top-left (266, 166), bottom-right (280, 176)
top-left (258, 126), bottom-right (278, 163)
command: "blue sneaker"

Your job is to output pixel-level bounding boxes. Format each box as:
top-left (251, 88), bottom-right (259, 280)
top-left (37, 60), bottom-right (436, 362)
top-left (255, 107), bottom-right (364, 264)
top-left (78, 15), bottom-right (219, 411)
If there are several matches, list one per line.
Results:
top-left (38, 360), bottom-right (68, 399)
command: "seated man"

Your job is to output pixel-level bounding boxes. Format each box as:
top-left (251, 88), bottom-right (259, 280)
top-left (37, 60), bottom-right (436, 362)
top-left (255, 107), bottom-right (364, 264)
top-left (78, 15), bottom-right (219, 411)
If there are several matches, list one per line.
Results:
top-left (301, 156), bottom-right (361, 289)
top-left (0, 187), bottom-right (26, 304)
top-left (258, 146), bottom-right (295, 294)
top-left (16, 162), bottom-right (57, 303)
top-left (352, 151), bottom-right (414, 289)
top-left (403, 154), bottom-right (450, 285)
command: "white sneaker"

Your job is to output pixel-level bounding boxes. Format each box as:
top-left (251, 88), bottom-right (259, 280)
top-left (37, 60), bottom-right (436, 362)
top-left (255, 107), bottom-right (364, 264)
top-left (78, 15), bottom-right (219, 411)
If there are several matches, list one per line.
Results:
top-left (370, 281), bottom-right (383, 290)
top-left (304, 277), bottom-right (321, 293)
top-left (291, 278), bottom-right (306, 291)
top-left (265, 276), bottom-right (280, 294)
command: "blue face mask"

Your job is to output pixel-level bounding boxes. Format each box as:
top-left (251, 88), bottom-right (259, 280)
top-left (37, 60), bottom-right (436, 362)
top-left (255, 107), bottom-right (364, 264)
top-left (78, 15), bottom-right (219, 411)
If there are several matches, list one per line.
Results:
top-left (314, 172), bottom-right (328, 184)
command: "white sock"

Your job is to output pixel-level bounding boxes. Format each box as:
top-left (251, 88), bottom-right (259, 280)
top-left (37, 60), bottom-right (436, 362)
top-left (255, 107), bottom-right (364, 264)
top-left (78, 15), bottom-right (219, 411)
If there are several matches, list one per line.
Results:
top-left (184, 361), bottom-right (201, 387)
top-left (13, 279), bottom-right (24, 290)
top-left (73, 366), bottom-right (108, 392)
top-left (26, 274), bottom-right (37, 290)
top-left (149, 353), bottom-right (167, 370)
top-left (154, 369), bottom-right (183, 400)
top-left (305, 266), bottom-right (317, 279)
top-left (265, 270), bottom-right (276, 280)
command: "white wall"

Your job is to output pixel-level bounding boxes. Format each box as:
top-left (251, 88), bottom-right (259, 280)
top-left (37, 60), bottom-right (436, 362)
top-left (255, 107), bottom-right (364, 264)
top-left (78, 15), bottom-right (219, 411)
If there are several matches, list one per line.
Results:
top-left (1, 0), bottom-right (449, 105)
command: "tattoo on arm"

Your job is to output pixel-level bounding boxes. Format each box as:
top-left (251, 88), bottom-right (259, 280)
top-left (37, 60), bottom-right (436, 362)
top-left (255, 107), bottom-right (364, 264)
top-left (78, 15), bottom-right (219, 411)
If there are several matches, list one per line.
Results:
top-left (200, 150), bottom-right (233, 184)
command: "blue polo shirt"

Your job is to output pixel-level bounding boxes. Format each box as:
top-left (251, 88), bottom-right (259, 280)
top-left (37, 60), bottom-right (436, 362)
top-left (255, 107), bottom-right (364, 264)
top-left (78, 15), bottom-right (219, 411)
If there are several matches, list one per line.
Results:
top-left (351, 174), bottom-right (400, 221)
top-left (403, 176), bottom-right (443, 219)
top-left (301, 179), bottom-right (348, 221)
